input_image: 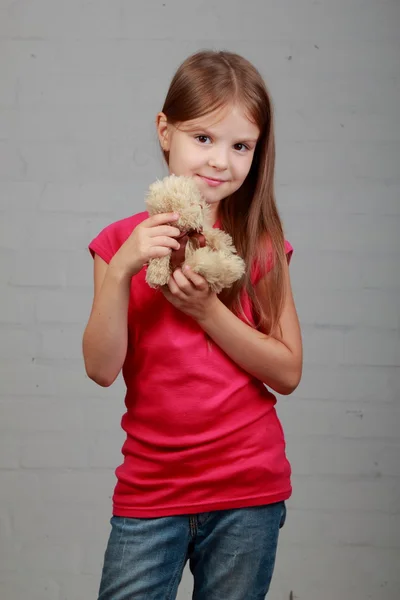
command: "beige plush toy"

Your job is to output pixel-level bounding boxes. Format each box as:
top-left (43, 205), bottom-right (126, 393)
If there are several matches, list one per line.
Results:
top-left (145, 175), bottom-right (245, 294)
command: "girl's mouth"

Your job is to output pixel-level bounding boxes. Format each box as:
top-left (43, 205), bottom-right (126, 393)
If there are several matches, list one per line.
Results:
top-left (197, 175), bottom-right (227, 187)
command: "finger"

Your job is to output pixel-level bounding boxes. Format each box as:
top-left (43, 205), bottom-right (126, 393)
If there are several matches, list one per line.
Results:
top-left (173, 268), bottom-right (195, 293)
top-left (161, 285), bottom-right (180, 306)
top-left (147, 246), bottom-right (173, 259)
top-left (144, 212), bottom-right (179, 228)
top-left (149, 225), bottom-right (181, 238)
top-left (151, 236), bottom-right (181, 250)
top-left (182, 265), bottom-right (208, 289)
top-left (161, 285), bottom-right (172, 300)
top-left (168, 274), bottom-right (188, 299)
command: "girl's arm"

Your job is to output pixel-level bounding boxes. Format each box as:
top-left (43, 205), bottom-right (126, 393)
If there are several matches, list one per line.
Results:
top-left (82, 255), bottom-right (131, 387)
top-left (83, 212), bottom-right (181, 387)
top-left (197, 260), bottom-right (303, 395)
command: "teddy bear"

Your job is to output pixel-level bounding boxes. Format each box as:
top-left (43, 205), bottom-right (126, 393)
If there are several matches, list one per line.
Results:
top-left (145, 175), bottom-right (245, 294)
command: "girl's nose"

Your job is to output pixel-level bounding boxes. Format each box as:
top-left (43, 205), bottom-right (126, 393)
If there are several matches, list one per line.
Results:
top-left (208, 148), bottom-right (228, 170)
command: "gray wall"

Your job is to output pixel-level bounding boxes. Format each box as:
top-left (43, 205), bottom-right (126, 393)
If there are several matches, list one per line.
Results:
top-left (1, 1), bottom-right (399, 599)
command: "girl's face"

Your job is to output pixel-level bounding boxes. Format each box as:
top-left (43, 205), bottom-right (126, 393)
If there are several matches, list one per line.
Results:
top-left (157, 104), bottom-right (260, 217)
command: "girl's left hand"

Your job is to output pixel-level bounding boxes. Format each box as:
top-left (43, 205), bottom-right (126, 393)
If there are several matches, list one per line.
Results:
top-left (161, 265), bottom-right (218, 322)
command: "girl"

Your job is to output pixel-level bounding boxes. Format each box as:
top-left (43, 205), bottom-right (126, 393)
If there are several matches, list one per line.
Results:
top-left (83, 50), bottom-right (302, 600)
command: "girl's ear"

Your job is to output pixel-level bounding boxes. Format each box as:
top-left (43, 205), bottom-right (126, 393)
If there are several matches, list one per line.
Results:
top-left (156, 112), bottom-right (170, 151)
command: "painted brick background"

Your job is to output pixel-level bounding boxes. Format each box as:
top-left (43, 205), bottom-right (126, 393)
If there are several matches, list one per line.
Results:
top-left (0, 1), bottom-right (399, 598)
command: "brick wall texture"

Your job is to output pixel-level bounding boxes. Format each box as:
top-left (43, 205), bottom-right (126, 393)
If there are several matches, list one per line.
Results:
top-left (0, 1), bottom-right (399, 598)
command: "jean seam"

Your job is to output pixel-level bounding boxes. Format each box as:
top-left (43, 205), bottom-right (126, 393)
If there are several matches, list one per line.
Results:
top-left (189, 515), bottom-right (198, 537)
top-left (279, 502), bottom-right (287, 529)
top-left (118, 518), bottom-right (128, 572)
top-left (165, 532), bottom-right (190, 600)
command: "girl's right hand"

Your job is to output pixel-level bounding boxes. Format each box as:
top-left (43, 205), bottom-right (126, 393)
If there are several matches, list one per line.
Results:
top-left (110, 212), bottom-right (181, 278)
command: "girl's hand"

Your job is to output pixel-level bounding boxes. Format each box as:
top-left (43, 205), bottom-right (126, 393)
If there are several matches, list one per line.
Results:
top-left (110, 213), bottom-right (181, 278)
top-left (162, 265), bottom-right (219, 322)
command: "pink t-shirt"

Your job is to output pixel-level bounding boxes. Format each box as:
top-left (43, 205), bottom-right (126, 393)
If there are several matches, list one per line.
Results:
top-left (89, 212), bottom-right (293, 518)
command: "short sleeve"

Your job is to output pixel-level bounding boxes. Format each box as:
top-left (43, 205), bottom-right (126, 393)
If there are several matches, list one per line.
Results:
top-left (251, 240), bottom-right (294, 285)
top-left (285, 240), bottom-right (294, 264)
top-left (88, 212), bottom-right (148, 264)
top-left (89, 224), bottom-right (115, 264)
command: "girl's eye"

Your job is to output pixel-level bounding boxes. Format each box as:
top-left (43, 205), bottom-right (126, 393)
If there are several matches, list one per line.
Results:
top-left (195, 135), bottom-right (211, 144)
top-left (234, 143), bottom-right (249, 152)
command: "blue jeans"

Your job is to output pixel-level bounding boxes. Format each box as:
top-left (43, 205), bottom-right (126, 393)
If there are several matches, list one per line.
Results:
top-left (98, 502), bottom-right (286, 600)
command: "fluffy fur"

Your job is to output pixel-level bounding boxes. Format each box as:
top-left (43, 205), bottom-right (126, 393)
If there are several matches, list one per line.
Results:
top-left (145, 175), bottom-right (245, 293)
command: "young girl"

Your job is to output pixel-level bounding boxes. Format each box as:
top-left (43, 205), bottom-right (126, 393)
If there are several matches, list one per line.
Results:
top-left (83, 50), bottom-right (302, 600)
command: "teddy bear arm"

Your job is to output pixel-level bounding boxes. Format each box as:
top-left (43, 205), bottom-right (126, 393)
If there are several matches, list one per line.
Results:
top-left (183, 246), bottom-right (245, 293)
top-left (145, 256), bottom-right (171, 288)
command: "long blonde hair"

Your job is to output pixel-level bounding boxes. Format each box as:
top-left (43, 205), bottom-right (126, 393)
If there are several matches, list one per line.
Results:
top-left (161, 50), bottom-right (287, 335)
